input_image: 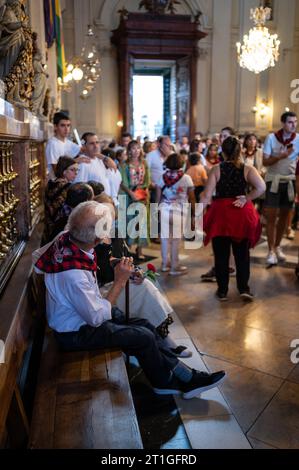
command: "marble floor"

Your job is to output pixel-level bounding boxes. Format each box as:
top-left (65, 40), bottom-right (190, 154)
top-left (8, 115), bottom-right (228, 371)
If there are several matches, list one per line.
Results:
top-left (137, 232), bottom-right (299, 449)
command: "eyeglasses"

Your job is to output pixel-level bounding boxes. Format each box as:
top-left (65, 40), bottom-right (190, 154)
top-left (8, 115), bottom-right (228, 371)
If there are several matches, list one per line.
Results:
top-left (68, 167), bottom-right (79, 173)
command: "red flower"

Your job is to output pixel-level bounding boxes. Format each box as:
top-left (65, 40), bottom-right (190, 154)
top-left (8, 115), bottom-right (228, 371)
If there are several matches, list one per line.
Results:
top-left (147, 263), bottom-right (156, 273)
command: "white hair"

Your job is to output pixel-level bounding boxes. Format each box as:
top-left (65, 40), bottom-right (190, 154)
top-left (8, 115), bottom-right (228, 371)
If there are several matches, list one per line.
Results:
top-left (67, 201), bottom-right (112, 244)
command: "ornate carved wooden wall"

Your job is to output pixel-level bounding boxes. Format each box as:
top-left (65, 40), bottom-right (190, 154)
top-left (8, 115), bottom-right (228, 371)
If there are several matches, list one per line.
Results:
top-left (111, 13), bottom-right (207, 139)
top-left (0, 104), bottom-right (49, 295)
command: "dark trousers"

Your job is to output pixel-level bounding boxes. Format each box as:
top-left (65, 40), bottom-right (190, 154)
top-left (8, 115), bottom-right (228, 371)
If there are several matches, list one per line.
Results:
top-left (55, 308), bottom-right (178, 388)
top-left (212, 237), bottom-right (250, 294)
top-left (194, 186), bottom-right (205, 203)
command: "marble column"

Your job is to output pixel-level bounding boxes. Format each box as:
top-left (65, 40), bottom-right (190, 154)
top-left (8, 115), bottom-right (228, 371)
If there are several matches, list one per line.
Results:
top-left (235, 0), bottom-right (258, 133)
top-left (270, 0), bottom-right (297, 130)
top-left (210, 0), bottom-right (234, 133)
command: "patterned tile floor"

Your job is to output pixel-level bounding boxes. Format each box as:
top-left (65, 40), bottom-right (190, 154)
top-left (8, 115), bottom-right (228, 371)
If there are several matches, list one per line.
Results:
top-left (135, 231), bottom-right (299, 449)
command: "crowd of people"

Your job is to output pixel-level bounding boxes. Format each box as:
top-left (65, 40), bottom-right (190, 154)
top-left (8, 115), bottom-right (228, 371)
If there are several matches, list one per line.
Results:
top-left (32, 110), bottom-right (299, 399)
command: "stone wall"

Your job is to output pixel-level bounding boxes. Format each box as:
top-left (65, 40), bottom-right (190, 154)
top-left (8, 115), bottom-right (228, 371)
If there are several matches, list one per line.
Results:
top-left (58, 0), bottom-right (299, 138)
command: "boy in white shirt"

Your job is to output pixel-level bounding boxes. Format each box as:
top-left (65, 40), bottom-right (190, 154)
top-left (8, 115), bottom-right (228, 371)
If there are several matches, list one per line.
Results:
top-left (45, 112), bottom-right (89, 180)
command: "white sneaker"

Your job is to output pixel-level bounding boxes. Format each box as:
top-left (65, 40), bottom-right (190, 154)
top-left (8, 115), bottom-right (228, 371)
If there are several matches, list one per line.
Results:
top-left (286, 229), bottom-right (295, 240)
top-left (161, 265), bottom-right (170, 273)
top-left (275, 247), bottom-right (287, 262)
top-left (266, 251), bottom-right (278, 265)
top-left (169, 269), bottom-right (188, 276)
top-left (176, 265), bottom-right (188, 272)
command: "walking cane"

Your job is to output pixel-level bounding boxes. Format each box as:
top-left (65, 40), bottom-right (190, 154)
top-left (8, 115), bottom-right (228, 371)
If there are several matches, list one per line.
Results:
top-left (125, 278), bottom-right (130, 324)
top-left (125, 279), bottom-right (130, 365)
top-left (110, 258), bottom-right (131, 362)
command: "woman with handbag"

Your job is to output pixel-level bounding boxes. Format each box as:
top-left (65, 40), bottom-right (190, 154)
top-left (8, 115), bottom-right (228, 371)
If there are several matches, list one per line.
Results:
top-left (119, 140), bottom-right (151, 260)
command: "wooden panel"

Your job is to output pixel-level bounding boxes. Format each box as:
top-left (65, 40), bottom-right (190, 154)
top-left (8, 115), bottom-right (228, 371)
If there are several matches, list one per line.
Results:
top-left (6, 386), bottom-right (29, 448)
top-left (29, 332), bottom-right (143, 449)
top-left (0, 225), bottom-right (43, 443)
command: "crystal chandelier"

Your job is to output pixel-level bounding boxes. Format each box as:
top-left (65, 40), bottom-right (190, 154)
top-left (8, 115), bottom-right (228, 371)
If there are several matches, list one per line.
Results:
top-left (236, 6), bottom-right (280, 74)
top-left (58, 25), bottom-right (101, 98)
top-left (79, 25), bottom-right (101, 100)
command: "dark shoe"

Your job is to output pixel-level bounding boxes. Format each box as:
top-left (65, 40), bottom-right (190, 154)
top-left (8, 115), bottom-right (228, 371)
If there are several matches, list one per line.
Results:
top-left (153, 370), bottom-right (226, 398)
top-left (180, 369), bottom-right (226, 399)
top-left (201, 267), bottom-right (216, 282)
top-left (170, 345), bottom-right (193, 358)
top-left (240, 291), bottom-right (254, 302)
top-left (216, 290), bottom-right (228, 301)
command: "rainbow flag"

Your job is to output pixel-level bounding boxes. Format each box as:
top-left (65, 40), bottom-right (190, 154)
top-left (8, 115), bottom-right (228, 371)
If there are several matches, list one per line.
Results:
top-left (53, 0), bottom-right (66, 79)
top-left (44, 0), bottom-right (55, 47)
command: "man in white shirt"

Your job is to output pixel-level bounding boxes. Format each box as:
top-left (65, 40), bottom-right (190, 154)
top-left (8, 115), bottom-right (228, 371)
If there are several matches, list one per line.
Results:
top-left (146, 135), bottom-right (173, 202)
top-left (74, 133), bottom-right (120, 201)
top-left (120, 132), bottom-right (132, 149)
top-left (263, 111), bottom-right (299, 265)
top-left (45, 112), bottom-right (89, 180)
top-left (33, 201), bottom-right (225, 399)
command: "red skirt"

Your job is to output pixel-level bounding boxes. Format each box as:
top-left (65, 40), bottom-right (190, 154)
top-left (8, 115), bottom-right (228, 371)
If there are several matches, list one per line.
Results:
top-left (203, 198), bottom-right (262, 248)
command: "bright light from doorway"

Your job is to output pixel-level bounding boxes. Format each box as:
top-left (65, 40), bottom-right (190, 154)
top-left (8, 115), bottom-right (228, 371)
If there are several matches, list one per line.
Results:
top-left (133, 75), bottom-right (164, 140)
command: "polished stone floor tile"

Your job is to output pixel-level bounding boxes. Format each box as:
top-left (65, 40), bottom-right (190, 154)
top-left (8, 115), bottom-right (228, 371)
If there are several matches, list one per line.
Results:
top-left (248, 381), bottom-right (299, 449)
top-left (176, 389), bottom-right (231, 420)
top-left (248, 437), bottom-right (277, 449)
top-left (202, 356), bottom-right (283, 432)
top-left (142, 237), bottom-right (298, 449)
top-left (160, 438), bottom-right (191, 449)
top-left (191, 319), bottom-right (294, 379)
top-left (183, 414), bottom-right (251, 449)
top-left (287, 365), bottom-right (299, 384)
top-left (173, 339), bottom-right (232, 418)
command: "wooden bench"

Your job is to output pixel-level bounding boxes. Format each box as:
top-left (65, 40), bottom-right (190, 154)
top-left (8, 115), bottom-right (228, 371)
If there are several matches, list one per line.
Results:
top-left (29, 277), bottom-right (143, 449)
top-left (29, 331), bottom-right (143, 449)
top-left (0, 226), bottom-right (45, 448)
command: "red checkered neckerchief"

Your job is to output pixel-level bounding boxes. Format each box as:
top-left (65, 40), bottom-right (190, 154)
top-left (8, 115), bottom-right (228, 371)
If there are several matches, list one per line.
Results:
top-left (275, 129), bottom-right (296, 146)
top-left (162, 169), bottom-right (184, 188)
top-left (35, 232), bottom-right (97, 274)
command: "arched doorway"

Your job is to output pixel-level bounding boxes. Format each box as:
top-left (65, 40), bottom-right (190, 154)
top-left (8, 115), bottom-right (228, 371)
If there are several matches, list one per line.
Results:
top-left (111, 12), bottom-right (207, 140)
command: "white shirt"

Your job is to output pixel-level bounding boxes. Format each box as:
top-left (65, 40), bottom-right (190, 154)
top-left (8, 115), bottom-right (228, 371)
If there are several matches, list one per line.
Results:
top-left (199, 153), bottom-right (207, 167)
top-left (74, 157), bottom-right (111, 195)
top-left (42, 267), bottom-right (112, 333)
top-left (158, 173), bottom-right (194, 206)
top-left (263, 132), bottom-right (299, 176)
top-left (146, 149), bottom-right (166, 185)
top-left (46, 136), bottom-right (81, 179)
top-left (33, 241), bottom-right (111, 333)
top-left (107, 168), bottom-right (122, 205)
